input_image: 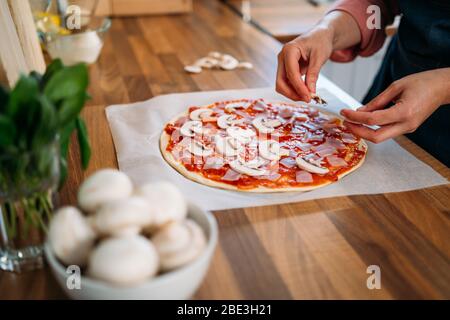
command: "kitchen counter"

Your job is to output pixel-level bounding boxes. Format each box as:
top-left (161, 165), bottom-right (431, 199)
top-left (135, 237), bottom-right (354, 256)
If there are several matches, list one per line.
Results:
top-left (0, 0), bottom-right (449, 299)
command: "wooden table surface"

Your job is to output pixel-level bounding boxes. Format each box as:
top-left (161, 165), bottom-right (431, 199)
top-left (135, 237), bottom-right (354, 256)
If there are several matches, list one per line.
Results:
top-left (1, 0), bottom-right (449, 300)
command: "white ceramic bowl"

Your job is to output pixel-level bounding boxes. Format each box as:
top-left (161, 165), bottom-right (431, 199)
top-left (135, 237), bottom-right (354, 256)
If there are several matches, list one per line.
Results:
top-left (45, 203), bottom-right (218, 300)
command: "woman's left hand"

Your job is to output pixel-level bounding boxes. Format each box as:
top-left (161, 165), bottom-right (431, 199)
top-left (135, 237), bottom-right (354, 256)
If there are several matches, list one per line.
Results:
top-left (340, 68), bottom-right (450, 143)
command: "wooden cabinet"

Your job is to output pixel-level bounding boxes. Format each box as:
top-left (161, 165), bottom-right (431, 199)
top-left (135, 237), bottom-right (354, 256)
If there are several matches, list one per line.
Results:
top-left (96, 0), bottom-right (192, 16)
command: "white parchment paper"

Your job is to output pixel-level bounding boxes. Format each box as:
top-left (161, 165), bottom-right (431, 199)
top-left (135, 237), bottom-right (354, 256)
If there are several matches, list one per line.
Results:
top-left (106, 86), bottom-right (448, 211)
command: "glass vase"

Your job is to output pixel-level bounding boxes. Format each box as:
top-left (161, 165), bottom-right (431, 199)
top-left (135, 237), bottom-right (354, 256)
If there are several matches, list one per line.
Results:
top-left (0, 141), bottom-right (60, 273)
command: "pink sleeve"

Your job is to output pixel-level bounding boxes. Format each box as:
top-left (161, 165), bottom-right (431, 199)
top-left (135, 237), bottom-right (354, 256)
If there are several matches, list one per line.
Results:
top-left (327, 0), bottom-right (399, 62)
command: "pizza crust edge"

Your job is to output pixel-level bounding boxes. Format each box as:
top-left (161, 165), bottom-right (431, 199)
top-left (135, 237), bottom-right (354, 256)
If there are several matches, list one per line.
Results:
top-left (159, 107), bottom-right (368, 193)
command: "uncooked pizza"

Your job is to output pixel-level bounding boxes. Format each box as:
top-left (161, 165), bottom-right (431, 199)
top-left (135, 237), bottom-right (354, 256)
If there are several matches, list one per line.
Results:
top-left (160, 99), bottom-right (367, 192)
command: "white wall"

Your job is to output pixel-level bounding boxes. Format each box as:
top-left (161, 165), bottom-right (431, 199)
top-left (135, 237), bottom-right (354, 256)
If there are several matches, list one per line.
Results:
top-left (321, 40), bottom-right (390, 102)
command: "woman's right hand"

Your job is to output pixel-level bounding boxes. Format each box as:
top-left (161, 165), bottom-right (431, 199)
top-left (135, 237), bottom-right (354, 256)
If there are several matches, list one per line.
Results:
top-left (276, 11), bottom-right (362, 102)
top-left (276, 26), bottom-right (334, 102)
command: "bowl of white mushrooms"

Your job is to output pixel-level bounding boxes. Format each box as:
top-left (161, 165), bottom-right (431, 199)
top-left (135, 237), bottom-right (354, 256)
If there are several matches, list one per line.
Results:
top-left (44, 169), bottom-right (218, 300)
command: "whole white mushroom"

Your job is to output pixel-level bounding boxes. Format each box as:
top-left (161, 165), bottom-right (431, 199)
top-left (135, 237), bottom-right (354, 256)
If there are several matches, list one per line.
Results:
top-left (88, 235), bottom-right (159, 286)
top-left (78, 169), bottom-right (133, 213)
top-left (134, 182), bottom-right (187, 229)
top-left (48, 206), bottom-right (96, 266)
top-left (92, 196), bottom-right (154, 237)
top-left (151, 219), bottom-right (207, 271)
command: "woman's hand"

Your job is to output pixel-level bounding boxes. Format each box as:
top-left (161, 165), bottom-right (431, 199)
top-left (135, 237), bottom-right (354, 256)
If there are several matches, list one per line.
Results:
top-left (341, 68), bottom-right (450, 143)
top-left (276, 26), bottom-right (334, 101)
top-left (276, 11), bottom-right (362, 102)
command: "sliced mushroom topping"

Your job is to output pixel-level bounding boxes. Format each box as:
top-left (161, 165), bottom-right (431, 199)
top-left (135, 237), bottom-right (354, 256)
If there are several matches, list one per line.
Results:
top-left (215, 135), bottom-right (241, 157)
top-left (238, 156), bottom-right (267, 169)
top-left (252, 116), bottom-right (282, 134)
top-left (180, 120), bottom-right (203, 137)
top-left (187, 140), bottom-right (213, 157)
top-left (224, 101), bottom-right (251, 111)
top-left (217, 114), bottom-right (244, 129)
top-left (226, 126), bottom-right (256, 144)
top-left (229, 159), bottom-right (268, 176)
top-left (189, 108), bottom-right (214, 121)
top-left (259, 139), bottom-right (282, 161)
top-left (295, 156), bottom-right (329, 175)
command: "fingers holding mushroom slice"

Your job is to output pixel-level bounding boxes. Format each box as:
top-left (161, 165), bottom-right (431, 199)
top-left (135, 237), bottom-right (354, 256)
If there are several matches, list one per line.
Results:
top-left (252, 116), bottom-right (282, 134)
top-left (92, 196), bottom-right (153, 237)
top-left (48, 206), bottom-right (96, 266)
top-left (88, 235), bottom-right (159, 286)
top-left (295, 156), bottom-right (329, 175)
top-left (78, 169), bottom-right (133, 213)
top-left (152, 219), bottom-right (207, 272)
top-left (135, 182), bottom-right (188, 229)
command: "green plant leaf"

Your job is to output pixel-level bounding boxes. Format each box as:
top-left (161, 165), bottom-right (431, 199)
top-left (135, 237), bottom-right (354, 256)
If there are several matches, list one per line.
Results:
top-left (76, 117), bottom-right (91, 169)
top-left (58, 157), bottom-right (68, 189)
top-left (44, 63), bottom-right (88, 103)
top-left (57, 92), bottom-right (88, 127)
top-left (0, 115), bottom-right (16, 147)
top-left (31, 95), bottom-right (58, 150)
top-left (59, 120), bottom-right (76, 158)
top-left (6, 75), bottom-right (39, 118)
top-left (0, 85), bottom-right (9, 113)
top-left (41, 59), bottom-right (63, 88)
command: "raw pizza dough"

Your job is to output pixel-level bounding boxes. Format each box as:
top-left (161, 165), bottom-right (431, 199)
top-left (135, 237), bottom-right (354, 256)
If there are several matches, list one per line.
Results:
top-left (160, 99), bottom-right (367, 193)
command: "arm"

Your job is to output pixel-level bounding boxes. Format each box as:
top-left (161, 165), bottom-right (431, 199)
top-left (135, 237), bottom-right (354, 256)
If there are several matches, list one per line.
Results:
top-left (329, 0), bottom-right (399, 62)
top-left (276, 0), bottom-right (398, 101)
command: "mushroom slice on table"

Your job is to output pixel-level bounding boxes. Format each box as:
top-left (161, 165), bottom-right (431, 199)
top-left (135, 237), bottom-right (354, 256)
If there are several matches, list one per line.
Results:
top-left (88, 235), bottom-right (159, 286)
top-left (220, 54), bottom-right (239, 70)
top-left (48, 206), bottom-right (96, 266)
top-left (152, 219), bottom-right (207, 271)
top-left (194, 57), bottom-right (219, 69)
top-left (135, 182), bottom-right (188, 229)
top-left (78, 169), bottom-right (133, 213)
top-left (189, 108), bottom-right (214, 121)
top-left (252, 116), bottom-right (282, 134)
top-left (184, 65), bottom-right (202, 74)
top-left (295, 156), bottom-right (329, 175)
top-left (92, 196), bottom-right (153, 237)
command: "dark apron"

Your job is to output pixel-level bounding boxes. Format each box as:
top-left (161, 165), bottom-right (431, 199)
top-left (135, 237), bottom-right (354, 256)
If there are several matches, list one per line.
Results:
top-left (363, 0), bottom-right (450, 167)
